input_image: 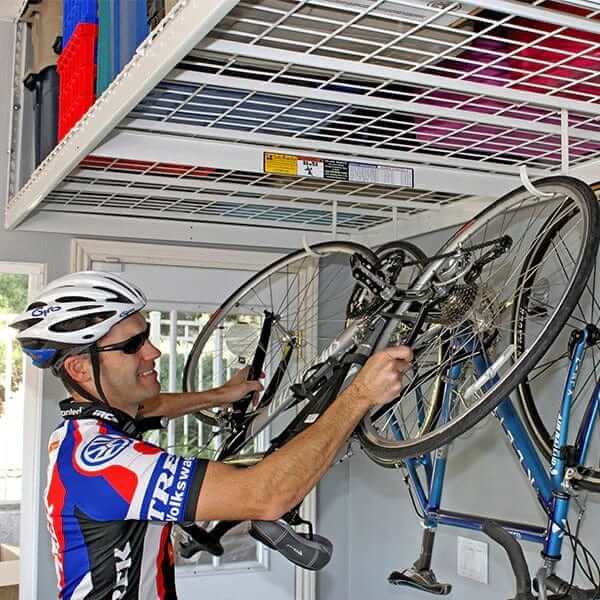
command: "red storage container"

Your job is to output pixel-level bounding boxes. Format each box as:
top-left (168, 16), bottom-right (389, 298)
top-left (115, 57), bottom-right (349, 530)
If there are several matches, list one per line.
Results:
top-left (57, 23), bottom-right (98, 140)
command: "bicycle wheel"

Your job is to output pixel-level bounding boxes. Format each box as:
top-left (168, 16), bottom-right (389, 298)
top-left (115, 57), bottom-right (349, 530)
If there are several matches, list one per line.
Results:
top-left (358, 176), bottom-right (600, 465)
top-left (515, 182), bottom-right (600, 491)
top-left (182, 241), bottom-right (379, 457)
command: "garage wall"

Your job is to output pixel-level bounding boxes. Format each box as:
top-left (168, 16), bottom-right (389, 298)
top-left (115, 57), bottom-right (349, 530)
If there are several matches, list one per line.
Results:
top-left (3, 13), bottom-right (600, 600)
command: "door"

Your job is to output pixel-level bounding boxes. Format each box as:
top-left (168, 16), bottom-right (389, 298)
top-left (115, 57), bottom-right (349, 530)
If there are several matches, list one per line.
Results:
top-left (86, 247), bottom-right (315, 600)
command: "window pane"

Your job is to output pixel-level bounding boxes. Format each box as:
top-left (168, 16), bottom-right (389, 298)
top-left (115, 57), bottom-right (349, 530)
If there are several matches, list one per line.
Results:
top-left (0, 273), bottom-right (29, 547)
top-left (143, 310), bottom-right (261, 568)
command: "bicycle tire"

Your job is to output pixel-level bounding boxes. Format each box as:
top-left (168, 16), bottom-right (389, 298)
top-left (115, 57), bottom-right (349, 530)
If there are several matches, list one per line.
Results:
top-left (515, 183), bottom-right (600, 491)
top-left (357, 176), bottom-right (600, 465)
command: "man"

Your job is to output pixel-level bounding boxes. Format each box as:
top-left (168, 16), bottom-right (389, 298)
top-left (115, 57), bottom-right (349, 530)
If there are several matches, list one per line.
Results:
top-left (11, 271), bottom-right (412, 599)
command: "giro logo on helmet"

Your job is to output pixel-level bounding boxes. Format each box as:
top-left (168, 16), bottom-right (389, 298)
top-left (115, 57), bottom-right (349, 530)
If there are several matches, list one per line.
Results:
top-left (31, 305), bottom-right (61, 317)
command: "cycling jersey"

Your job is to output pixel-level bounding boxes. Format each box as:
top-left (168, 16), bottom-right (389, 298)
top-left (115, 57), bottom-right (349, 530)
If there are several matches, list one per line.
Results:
top-left (46, 399), bottom-right (208, 600)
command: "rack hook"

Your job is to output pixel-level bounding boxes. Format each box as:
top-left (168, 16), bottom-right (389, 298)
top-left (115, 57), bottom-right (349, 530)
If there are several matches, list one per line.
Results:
top-left (302, 234), bottom-right (325, 257)
top-left (519, 166), bottom-right (553, 198)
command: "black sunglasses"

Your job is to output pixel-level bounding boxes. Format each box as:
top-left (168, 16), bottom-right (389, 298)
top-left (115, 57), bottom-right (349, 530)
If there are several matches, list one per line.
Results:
top-left (95, 323), bottom-right (151, 355)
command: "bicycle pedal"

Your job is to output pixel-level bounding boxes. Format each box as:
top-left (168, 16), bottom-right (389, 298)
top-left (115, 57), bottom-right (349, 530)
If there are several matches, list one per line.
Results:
top-left (389, 568), bottom-right (452, 595)
top-left (179, 525), bottom-right (224, 559)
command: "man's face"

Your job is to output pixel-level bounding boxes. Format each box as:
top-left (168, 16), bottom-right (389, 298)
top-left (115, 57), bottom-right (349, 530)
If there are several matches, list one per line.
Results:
top-left (94, 313), bottom-right (161, 410)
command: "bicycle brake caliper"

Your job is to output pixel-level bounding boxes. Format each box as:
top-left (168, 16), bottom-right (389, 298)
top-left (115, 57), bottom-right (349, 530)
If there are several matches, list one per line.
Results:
top-left (350, 254), bottom-right (396, 301)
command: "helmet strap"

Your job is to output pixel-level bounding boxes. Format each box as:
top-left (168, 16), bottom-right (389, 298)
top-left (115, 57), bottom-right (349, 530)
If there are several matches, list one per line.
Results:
top-left (89, 345), bottom-right (111, 406)
top-left (57, 345), bottom-right (112, 406)
top-left (60, 368), bottom-right (102, 404)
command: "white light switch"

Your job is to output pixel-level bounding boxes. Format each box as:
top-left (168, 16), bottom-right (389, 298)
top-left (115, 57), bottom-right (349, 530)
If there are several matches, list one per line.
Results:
top-left (457, 536), bottom-right (488, 584)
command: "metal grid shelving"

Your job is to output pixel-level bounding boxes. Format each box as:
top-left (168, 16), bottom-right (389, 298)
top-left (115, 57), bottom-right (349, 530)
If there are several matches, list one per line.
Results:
top-left (6, 0), bottom-right (600, 242)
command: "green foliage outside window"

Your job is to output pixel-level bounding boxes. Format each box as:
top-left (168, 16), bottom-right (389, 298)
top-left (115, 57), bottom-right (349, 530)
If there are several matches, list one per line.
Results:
top-left (0, 274), bottom-right (28, 404)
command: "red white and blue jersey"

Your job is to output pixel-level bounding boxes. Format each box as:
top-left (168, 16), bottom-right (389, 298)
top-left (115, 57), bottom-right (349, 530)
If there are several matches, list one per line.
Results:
top-left (45, 401), bottom-right (207, 599)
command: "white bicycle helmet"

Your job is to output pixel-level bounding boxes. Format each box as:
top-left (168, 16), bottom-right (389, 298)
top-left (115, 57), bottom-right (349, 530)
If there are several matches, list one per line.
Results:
top-left (10, 271), bottom-right (147, 369)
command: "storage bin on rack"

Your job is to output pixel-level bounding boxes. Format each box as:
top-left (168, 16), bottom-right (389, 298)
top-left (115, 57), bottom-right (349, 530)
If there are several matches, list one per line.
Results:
top-left (23, 0), bottom-right (63, 165)
top-left (96, 0), bottom-right (149, 96)
top-left (147, 0), bottom-right (178, 29)
top-left (96, 0), bottom-right (113, 95)
top-left (30, 66), bottom-right (60, 165)
top-left (115, 0), bottom-right (149, 74)
top-left (57, 23), bottom-right (98, 140)
top-left (63, 0), bottom-right (98, 47)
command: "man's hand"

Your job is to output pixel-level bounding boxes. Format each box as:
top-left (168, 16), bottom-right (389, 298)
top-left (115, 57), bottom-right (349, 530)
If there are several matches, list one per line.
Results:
top-left (218, 367), bottom-right (264, 405)
top-left (223, 366), bottom-right (251, 387)
top-left (349, 345), bottom-right (413, 408)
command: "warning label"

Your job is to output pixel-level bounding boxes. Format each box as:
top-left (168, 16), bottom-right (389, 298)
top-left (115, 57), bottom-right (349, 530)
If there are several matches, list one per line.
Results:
top-left (263, 153), bottom-right (413, 187)
top-left (264, 153), bottom-right (297, 176)
top-left (298, 157), bottom-right (324, 178)
top-left (324, 160), bottom-right (349, 181)
top-left (349, 162), bottom-right (413, 187)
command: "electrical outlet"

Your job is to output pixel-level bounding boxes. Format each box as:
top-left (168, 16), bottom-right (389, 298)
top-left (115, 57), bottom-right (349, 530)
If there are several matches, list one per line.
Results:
top-left (457, 536), bottom-right (488, 584)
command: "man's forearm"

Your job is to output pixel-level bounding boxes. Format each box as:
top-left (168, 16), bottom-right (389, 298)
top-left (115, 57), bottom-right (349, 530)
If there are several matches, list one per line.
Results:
top-left (253, 384), bottom-right (370, 516)
top-left (138, 390), bottom-right (226, 419)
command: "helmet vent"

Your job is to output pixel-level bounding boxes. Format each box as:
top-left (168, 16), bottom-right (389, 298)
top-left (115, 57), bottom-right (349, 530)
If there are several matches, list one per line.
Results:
top-left (11, 318), bottom-right (43, 331)
top-left (67, 305), bottom-right (97, 312)
top-left (55, 296), bottom-right (95, 303)
top-left (94, 286), bottom-right (131, 303)
top-left (49, 311), bottom-right (116, 332)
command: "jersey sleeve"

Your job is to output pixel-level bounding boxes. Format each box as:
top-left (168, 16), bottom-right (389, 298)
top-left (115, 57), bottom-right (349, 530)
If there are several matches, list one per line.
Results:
top-left (68, 431), bottom-right (208, 522)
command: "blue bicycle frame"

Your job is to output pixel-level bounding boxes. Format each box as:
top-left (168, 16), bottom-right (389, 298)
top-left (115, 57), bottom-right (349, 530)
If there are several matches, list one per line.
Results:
top-left (401, 327), bottom-right (600, 560)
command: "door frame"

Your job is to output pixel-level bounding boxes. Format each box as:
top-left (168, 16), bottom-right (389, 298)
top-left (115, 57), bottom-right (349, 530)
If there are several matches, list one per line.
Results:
top-left (0, 261), bottom-right (46, 600)
top-left (72, 238), bottom-right (317, 600)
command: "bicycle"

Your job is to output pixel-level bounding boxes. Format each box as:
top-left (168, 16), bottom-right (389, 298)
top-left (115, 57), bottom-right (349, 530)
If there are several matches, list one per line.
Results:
top-left (176, 176), bottom-right (600, 572)
top-left (388, 303), bottom-right (600, 600)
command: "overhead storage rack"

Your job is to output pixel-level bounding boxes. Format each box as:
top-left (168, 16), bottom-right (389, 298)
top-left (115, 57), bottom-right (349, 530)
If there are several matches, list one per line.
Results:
top-left (6, 0), bottom-right (600, 245)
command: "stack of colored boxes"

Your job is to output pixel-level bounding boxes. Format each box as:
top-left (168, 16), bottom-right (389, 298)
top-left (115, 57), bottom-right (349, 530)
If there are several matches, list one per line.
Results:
top-left (55, 0), bottom-right (155, 139)
top-left (57, 0), bottom-right (98, 139)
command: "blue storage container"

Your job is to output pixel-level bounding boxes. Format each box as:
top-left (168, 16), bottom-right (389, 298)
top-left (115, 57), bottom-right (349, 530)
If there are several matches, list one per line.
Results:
top-left (115, 0), bottom-right (149, 73)
top-left (96, 0), bottom-right (149, 95)
top-left (63, 0), bottom-right (98, 46)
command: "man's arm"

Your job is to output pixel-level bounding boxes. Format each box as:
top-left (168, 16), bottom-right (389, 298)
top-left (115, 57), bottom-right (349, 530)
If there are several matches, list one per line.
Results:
top-left (138, 379), bottom-right (262, 419)
top-left (193, 346), bottom-right (413, 522)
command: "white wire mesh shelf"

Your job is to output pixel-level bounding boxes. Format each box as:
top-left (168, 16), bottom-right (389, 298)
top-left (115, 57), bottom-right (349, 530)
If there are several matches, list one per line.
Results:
top-left (41, 156), bottom-right (471, 232)
top-left (6, 0), bottom-right (600, 237)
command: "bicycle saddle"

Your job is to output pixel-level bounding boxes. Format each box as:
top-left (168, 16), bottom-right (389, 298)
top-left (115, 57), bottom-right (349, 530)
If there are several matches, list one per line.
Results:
top-left (249, 519), bottom-right (333, 571)
top-left (388, 567), bottom-right (452, 595)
